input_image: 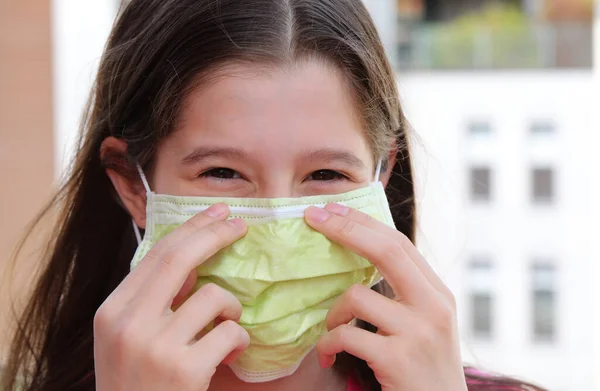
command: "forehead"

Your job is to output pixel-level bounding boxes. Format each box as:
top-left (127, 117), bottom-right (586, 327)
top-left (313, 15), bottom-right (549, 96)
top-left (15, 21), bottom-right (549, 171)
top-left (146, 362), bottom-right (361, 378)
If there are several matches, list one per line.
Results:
top-left (169, 60), bottom-right (371, 160)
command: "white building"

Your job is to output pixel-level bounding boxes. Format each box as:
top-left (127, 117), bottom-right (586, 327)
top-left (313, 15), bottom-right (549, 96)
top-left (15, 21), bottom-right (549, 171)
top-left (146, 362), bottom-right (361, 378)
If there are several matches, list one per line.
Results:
top-left (400, 71), bottom-right (597, 391)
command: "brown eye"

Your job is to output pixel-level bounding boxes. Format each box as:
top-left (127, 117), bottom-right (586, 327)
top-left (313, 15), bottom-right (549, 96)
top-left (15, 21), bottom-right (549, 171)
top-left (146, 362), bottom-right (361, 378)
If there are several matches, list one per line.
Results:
top-left (307, 170), bottom-right (345, 181)
top-left (202, 168), bottom-right (241, 179)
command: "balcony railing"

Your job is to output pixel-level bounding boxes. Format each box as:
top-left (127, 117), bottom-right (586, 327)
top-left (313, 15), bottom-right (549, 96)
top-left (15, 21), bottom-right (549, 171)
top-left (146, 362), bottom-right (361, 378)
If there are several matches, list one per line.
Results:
top-left (396, 22), bottom-right (593, 70)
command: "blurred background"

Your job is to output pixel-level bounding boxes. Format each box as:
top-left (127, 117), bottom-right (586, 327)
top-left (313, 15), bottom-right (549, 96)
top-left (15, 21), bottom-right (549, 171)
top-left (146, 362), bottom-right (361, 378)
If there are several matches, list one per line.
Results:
top-left (0, 0), bottom-right (598, 389)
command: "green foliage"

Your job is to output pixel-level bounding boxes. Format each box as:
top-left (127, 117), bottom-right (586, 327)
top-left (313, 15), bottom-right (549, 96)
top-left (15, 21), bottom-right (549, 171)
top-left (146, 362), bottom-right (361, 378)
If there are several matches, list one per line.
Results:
top-left (422, 4), bottom-right (544, 69)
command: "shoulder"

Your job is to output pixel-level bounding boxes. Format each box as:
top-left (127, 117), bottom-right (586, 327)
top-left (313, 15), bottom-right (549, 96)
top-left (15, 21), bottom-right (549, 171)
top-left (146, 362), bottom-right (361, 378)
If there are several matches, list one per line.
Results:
top-left (465, 367), bottom-right (547, 391)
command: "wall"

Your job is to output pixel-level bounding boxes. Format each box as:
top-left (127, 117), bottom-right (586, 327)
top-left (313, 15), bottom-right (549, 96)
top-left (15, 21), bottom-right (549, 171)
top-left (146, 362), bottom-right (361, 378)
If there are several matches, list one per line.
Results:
top-left (0, 0), bottom-right (117, 365)
top-left (52, 0), bottom-right (117, 176)
top-left (592, 3), bottom-right (600, 388)
top-left (0, 0), bottom-right (54, 358)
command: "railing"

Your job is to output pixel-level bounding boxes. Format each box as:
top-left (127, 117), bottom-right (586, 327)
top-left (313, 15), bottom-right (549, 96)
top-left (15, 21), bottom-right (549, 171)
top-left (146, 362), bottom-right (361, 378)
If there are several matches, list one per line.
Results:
top-left (396, 22), bottom-right (593, 70)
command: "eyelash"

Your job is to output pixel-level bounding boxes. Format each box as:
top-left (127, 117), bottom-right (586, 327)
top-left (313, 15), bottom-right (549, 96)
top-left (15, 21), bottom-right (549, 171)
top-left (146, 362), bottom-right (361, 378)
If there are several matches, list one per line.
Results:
top-left (199, 168), bottom-right (242, 181)
top-left (198, 168), bottom-right (348, 182)
top-left (305, 169), bottom-right (347, 182)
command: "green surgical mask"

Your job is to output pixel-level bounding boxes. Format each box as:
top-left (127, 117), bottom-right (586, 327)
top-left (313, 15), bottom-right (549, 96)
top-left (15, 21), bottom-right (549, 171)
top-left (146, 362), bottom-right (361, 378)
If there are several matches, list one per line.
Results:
top-left (130, 161), bottom-right (395, 383)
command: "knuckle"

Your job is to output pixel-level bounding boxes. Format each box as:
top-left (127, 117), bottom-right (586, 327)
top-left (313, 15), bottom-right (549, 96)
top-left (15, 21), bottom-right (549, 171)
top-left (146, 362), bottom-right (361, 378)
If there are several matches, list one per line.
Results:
top-left (142, 246), bottom-right (160, 263)
top-left (93, 302), bottom-right (115, 332)
top-left (206, 221), bottom-right (235, 242)
top-left (336, 324), bottom-right (354, 344)
top-left (112, 320), bottom-right (137, 346)
top-left (338, 219), bottom-right (357, 237)
top-left (228, 298), bottom-right (244, 318)
top-left (355, 211), bottom-right (373, 225)
top-left (219, 319), bottom-right (238, 332)
top-left (445, 290), bottom-right (457, 311)
top-left (110, 319), bottom-right (145, 361)
top-left (375, 240), bottom-right (403, 261)
top-left (159, 250), bottom-right (180, 267)
top-left (145, 341), bottom-right (172, 371)
top-left (199, 283), bottom-right (227, 302)
top-left (426, 297), bottom-right (456, 334)
top-left (344, 284), bottom-right (366, 305)
top-left (434, 302), bottom-right (456, 331)
top-left (182, 214), bottom-right (205, 232)
top-left (219, 320), bottom-right (247, 341)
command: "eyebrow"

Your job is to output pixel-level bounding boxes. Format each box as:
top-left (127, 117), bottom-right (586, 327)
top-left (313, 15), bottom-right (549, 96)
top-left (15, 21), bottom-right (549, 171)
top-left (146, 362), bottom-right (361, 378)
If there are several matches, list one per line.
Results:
top-left (181, 147), bottom-right (258, 165)
top-left (181, 146), bottom-right (366, 169)
top-left (298, 148), bottom-right (366, 169)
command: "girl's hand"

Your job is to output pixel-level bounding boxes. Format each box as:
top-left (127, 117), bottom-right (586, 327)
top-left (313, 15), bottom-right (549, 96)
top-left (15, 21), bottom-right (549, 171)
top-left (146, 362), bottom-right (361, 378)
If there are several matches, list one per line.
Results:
top-left (305, 204), bottom-right (468, 391)
top-left (94, 204), bottom-right (250, 391)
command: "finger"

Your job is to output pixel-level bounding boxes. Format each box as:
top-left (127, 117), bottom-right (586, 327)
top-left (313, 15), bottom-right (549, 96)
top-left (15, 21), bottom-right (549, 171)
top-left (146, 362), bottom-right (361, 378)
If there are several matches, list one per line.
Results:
top-left (324, 203), bottom-right (450, 297)
top-left (327, 284), bottom-right (407, 335)
top-left (112, 203), bottom-right (230, 305)
top-left (190, 320), bottom-right (250, 369)
top-left (137, 218), bottom-right (247, 313)
top-left (171, 271), bottom-right (197, 309)
top-left (316, 324), bottom-right (384, 368)
top-left (166, 283), bottom-right (243, 343)
top-left (305, 206), bottom-right (432, 305)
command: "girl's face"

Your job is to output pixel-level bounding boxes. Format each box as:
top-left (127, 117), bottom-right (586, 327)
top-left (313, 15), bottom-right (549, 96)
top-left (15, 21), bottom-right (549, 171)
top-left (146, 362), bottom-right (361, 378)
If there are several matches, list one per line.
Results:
top-left (151, 60), bottom-right (375, 199)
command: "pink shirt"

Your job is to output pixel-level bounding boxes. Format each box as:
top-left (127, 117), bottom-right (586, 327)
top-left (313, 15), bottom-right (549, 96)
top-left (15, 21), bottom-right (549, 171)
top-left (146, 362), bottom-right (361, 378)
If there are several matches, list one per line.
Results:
top-left (347, 374), bottom-right (362, 391)
top-left (347, 369), bottom-right (529, 391)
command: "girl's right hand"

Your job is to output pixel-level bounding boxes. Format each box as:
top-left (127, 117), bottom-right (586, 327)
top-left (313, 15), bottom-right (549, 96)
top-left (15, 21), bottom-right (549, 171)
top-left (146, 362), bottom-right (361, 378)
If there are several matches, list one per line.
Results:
top-left (93, 203), bottom-right (249, 391)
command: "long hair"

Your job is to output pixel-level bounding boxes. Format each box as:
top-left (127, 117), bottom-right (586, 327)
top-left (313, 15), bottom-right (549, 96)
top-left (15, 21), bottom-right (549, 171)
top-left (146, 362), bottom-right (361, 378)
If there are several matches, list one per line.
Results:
top-left (3, 1), bottom-right (545, 390)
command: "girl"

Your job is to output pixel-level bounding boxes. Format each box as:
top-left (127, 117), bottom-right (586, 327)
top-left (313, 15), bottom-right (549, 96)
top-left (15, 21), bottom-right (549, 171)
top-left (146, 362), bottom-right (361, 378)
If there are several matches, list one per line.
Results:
top-left (3, 1), bottom-right (545, 390)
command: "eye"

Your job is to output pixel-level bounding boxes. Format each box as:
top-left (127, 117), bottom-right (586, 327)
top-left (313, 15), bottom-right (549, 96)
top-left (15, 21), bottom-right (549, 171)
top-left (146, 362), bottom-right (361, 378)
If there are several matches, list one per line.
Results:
top-left (200, 168), bottom-right (242, 180)
top-left (306, 170), bottom-right (347, 181)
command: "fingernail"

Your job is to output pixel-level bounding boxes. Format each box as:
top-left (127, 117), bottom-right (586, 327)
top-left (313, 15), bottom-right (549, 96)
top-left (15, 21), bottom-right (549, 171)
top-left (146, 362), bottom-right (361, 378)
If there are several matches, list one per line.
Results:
top-left (318, 354), bottom-right (327, 368)
top-left (325, 203), bottom-right (349, 216)
top-left (305, 206), bottom-right (330, 223)
top-left (227, 218), bottom-right (246, 230)
top-left (318, 354), bottom-right (335, 368)
top-left (205, 203), bottom-right (228, 217)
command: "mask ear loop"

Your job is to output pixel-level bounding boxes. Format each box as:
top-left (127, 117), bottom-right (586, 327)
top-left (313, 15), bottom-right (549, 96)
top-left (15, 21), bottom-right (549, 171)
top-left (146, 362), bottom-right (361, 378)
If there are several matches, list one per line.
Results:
top-left (137, 163), bottom-right (152, 193)
top-left (373, 159), bottom-right (383, 183)
top-left (132, 220), bottom-right (142, 245)
top-left (133, 163), bottom-right (152, 245)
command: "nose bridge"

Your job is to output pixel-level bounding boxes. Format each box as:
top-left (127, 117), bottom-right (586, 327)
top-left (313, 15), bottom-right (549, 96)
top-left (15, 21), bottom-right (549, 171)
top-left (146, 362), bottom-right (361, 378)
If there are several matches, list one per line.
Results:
top-left (255, 171), bottom-right (296, 198)
top-left (251, 154), bottom-right (309, 198)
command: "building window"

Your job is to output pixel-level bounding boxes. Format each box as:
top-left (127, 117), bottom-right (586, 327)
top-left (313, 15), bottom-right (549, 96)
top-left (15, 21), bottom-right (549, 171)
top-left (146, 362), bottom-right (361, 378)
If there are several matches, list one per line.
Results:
top-left (470, 167), bottom-right (491, 202)
top-left (531, 262), bottom-right (556, 342)
top-left (468, 120), bottom-right (491, 136)
top-left (530, 120), bottom-right (555, 135)
top-left (468, 259), bottom-right (494, 339)
top-left (471, 293), bottom-right (493, 337)
top-left (531, 167), bottom-right (554, 204)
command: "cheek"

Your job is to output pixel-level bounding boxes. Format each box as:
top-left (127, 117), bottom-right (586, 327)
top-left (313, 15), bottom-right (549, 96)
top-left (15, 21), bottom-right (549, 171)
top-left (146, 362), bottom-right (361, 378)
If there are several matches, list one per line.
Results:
top-left (148, 166), bottom-right (175, 194)
top-left (150, 146), bottom-right (193, 195)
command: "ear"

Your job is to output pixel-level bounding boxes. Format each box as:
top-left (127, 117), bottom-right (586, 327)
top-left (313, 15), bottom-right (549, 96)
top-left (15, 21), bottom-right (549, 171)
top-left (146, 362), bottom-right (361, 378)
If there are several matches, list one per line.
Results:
top-left (100, 137), bottom-right (148, 229)
top-left (380, 148), bottom-right (397, 188)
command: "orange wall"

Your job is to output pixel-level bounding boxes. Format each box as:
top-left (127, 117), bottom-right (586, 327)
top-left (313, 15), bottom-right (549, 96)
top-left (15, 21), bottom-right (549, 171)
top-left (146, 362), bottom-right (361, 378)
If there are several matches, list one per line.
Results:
top-left (544, 0), bottom-right (594, 21)
top-left (0, 0), bottom-right (54, 358)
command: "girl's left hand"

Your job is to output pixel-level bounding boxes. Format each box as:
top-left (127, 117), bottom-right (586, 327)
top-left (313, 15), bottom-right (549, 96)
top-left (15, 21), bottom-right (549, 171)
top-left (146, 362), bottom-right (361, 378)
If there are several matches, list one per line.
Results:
top-left (305, 203), bottom-right (468, 391)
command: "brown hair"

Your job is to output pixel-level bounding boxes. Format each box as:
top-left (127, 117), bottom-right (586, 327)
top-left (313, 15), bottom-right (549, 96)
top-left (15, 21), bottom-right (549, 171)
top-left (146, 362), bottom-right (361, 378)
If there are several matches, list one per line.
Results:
top-left (3, 1), bottom-right (545, 390)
